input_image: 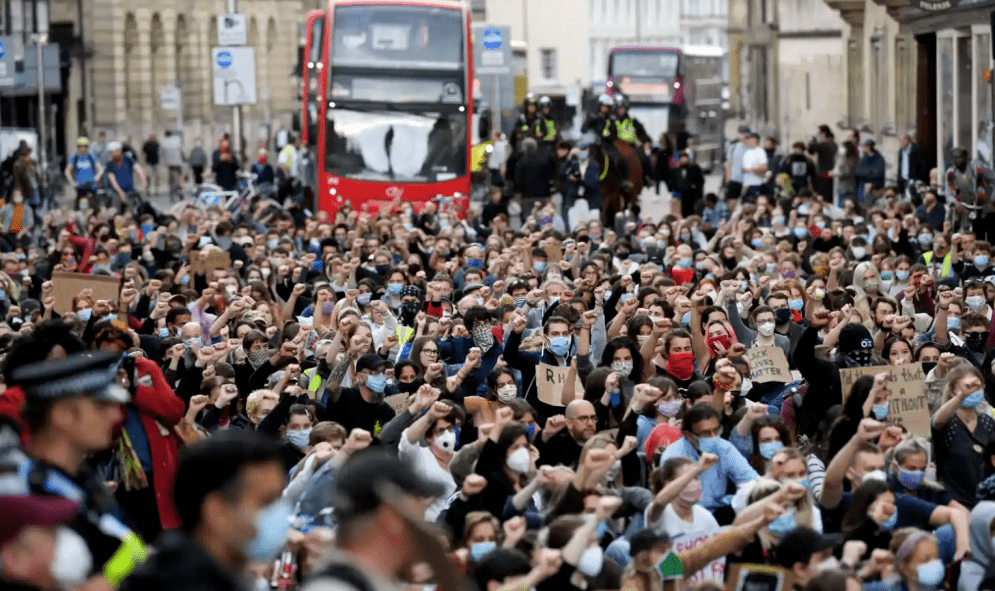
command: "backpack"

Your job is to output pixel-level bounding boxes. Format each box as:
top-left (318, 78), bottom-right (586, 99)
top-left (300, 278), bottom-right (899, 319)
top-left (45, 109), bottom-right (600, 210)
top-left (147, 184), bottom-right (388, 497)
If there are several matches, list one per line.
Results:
top-left (71, 153), bottom-right (97, 176)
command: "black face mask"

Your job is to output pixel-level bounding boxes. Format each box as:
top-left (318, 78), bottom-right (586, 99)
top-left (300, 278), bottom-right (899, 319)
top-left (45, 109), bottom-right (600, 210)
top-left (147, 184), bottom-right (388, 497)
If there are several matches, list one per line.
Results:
top-left (966, 331), bottom-right (990, 351)
top-left (847, 349), bottom-right (873, 366)
top-left (397, 378), bottom-right (423, 394)
top-left (401, 302), bottom-right (420, 326)
top-left (775, 308), bottom-right (792, 324)
top-left (921, 361), bottom-right (937, 375)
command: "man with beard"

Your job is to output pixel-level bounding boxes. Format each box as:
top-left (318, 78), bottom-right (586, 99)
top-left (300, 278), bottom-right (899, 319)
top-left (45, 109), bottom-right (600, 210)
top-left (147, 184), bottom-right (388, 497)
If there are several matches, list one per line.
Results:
top-left (323, 355), bottom-right (395, 438)
top-left (535, 399), bottom-right (598, 469)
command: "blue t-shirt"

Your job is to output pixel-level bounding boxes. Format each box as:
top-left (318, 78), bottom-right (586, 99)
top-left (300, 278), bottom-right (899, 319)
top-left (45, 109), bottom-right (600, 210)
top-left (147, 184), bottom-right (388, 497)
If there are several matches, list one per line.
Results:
top-left (71, 154), bottom-right (97, 186)
top-left (107, 156), bottom-right (136, 192)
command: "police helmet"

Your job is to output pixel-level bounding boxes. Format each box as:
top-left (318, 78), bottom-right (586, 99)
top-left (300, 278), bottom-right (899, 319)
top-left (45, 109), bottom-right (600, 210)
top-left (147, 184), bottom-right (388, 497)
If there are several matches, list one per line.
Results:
top-left (524, 93), bottom-right (538, 106)
top-left (598, 94), bottom-right (614, 107)
top-left (77, 137), bottom-right (90, 147)
top-left (615, 95), bottom-right (630, 109)
top-left (538, 96), bottom-right (552, 108)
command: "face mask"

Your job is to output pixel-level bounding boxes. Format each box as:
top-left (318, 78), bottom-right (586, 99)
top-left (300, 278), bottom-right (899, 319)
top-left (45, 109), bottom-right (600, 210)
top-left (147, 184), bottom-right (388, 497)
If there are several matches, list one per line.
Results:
top-left (918, 234), bottom-right (933, 248)
top-left (966, 331), bottom-right (990, 351)
top-left (880, 509), bottom-right (898, 531)
top-left (782, 270), bottom-right (796, 280)
top-left (863, 280), bottom-right (879, 293)
top-left (74, 307), bottom-right (93, 323)
top-left (401, 302), bottom-right (420, 326)
top-left (848, 349), bottom-right (872, 366)
top-left (880, 271), bottom-right (894, 281)
top-left (916, 559), bottom-right (945, 587)
top-left (248, 350), bottom-right (270, 368)
top-left (578, 150), bottom-right (589, 160)
top-left (967, 295), bottom-right (987, 310)
top-left (466, 258), bottom-right (484, 269)
top-left (159, 327), bottom-right (170, 338)
top-left (767, 512), bottom-right (796, 536)
top-left (961, 390), bottom-right (985, 409)
top-left (697, 435), bottom-right (721, 454)
top-left (759, 441), bottom-right (784, 459)
top-left (365, 373), bottom-right (387, 393)
top-left (922, 361), bottom-right (937, 375)
top-left (765, 262), bottom-right (777, 274)
top-left (433, 429), bottom-right (456, 452)
top-left (506, 446), bottom-right (531, 474)
top-left (577, 546), bottom-right (604, 577)
top-left (680, 233), bottom-right (692, 243)
top-left (549, 296), bottom-right (560, 307)
top-left (525, 423), bottom-right (537, 441)
top-left (976, 255), bottom-right (990, 267)
top-left (757, 321), bottom-right (775, 337)
top-left (872, 403), bottom-right (889, 420)
top-left (180, 274), bottom-right (191, 286)
top-left (896, 269), bottom-right (910, 281)
top-left (387, 283), bottom-right (403, 296)
top-left (862, 469), bottom-right (887, 484)
top-left (374, 264), bottom-right (390, 275)
top-left (678, 257), bottom-right (693, 268)
top-left (795, 478), bottom-right (810, 490)
top-left (657, 399), bottom-right (681, 417)
top-left (185, 337), bottom-right (202, 349)
top-left (611, 361), bottom-right (633, 378)
top-left (356, 292), bottom-right (372, 307)
top-left (852, 247), bottom-right (867, 260)
top-left (681, 311), bottom-right (691, 326)
top-left (533, 262), bottom-right (547, 273)
top-left (497, 384), bottom-right (518, 402)
top-left (793, 228), bottom-right (808, 239)
top-left (706, 334), bottom-right (732, 355)
top-left (751, 238), bottom-right (763, 249)
top-left (50, 527), bottom-right (93, 589)
top-left (897, 467), bottom-right (925, 490)
top-left (788, 299), bottom-right (804, 311)
top-left (287, 428), bottom-right (311, 449)
top-left (608, 389), bottom-right (622, 408)
top-left (667, 352), bottom-right (695, 381)
top-left (947, 317), bottom-right (961, 332)
top-left (549, 336), bottom-right (571, 357)
top-left (246, 499), bottom-right (292, 561)
top-left (470, 541), bottom-right (497, 562)
top-left (267, 238), bottom-right (279, 250)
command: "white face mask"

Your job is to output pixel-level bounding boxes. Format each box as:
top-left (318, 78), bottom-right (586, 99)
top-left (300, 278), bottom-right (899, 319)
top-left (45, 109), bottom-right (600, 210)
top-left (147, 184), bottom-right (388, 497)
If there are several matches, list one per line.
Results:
top-left (433, 429), bottom-right (456, 452)
top-left (497, 384), bottom-right (518, 402)
top-left (506, 447), bottom-right (531, 474)
top-left (757, 321), bottom-right (776, 337)
top-left (50, 527), bottom-right (93, 589)
top-left (577, 545), bottom-right (605, 576)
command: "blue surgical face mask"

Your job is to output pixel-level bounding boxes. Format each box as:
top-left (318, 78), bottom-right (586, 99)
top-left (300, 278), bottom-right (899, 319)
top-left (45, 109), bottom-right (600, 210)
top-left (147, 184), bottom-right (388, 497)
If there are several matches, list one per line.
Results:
top-left (918, 233), bottom-right (933, 248)
top-left (795, 478), bottom-right (810, 490)
top-left (896, 269), bottom-right (910, 281)
top-left (916, 559), bottom-right (945, 587)
top-left (773, 216), bottom-right (785, 226)
top-left (466, 258), bottom-right (484, 269)
top-left (678, 257), bottom-right (693, 268)
top-left (793, 227), bottom-right (808, 239)
top-left (947, 317), bottom-right (961, 332)
top-left (880, 509), bottom-right (898, 531)
top-left (872, 403), bottom-right (889, 420)
top-left (470, 541), bottom-right (497, 562)
top-left (788, 298), bottom-right (804, 311)
top-left (387, 283), bottom-right (403, 296)
top-left (245, 500), bottom-right (292, 561)
top-left (751, 238), bottom-right (763, 249)
top-left (365, 373), bottom-right (387, 393)
top-left (578, 150), bottom-right (589, 160)
top-left (962, 390), bottom-right (985, 409)
top-left (766, 262), bottom-right (776, 273)
top-left (184, 337), bottom-right (202, 348)
top-left (767, 512), bottom-right (796, 536)
top-left (697, 435), bottom-right (721, 454)
top-left (287, 428), bottom-right (311, 449)
top-left (158, 327), bottom-right (170, 339)
top-left (880, 271), bottom-right (894, 281)
top-left (76, 308), bottom-right (93, 322)
top-left (180, 274), bottom-right (191, 286)
top-left (534, 262), bottom-right (547, 273)
top-left (681, 311), bottom-right (691, 326)
top-left (549, 336), bottom-right (571, 357)
top-left (267, 238), bottom-right (279, 250)
top-left (976, 255), bottom-right (990, 267)
top-left (759, 441), bottom-right (784, 459)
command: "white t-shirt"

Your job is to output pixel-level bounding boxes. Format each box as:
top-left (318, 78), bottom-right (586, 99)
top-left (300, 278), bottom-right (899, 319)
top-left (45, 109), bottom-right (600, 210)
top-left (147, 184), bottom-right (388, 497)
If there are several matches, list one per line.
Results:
top-left (741, 147), bottom-right (768, 187)
top-left (398, 427), bottom-right (457, 521)
top-left (645, 502), bottom-right (720, 538)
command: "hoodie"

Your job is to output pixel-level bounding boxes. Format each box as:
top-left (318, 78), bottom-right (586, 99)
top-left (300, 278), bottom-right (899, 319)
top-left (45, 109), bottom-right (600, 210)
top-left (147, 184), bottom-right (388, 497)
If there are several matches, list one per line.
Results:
top-left (959, 501), bottom-right (995, 591)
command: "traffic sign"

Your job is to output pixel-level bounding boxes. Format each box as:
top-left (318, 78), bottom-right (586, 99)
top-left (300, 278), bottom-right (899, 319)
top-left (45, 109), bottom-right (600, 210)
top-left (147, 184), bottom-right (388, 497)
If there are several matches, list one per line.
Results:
top-left (161, 85), bottom-right (181, 110)
top-left (0, 36), bottom-right (13, 87)
top-left (482, 28), bottom-right (503, 50)
top-left (212, 46), bottom-right (257, 106)
top-left (217, 14), bottom-right (247, 46)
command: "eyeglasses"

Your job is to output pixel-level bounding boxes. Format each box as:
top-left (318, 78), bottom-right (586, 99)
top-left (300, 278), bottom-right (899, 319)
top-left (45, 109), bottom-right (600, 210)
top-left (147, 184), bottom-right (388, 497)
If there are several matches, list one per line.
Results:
top-left (573, 415), bottom-right (597, 423)
top-left (422, 348), bottom-right (439, 356)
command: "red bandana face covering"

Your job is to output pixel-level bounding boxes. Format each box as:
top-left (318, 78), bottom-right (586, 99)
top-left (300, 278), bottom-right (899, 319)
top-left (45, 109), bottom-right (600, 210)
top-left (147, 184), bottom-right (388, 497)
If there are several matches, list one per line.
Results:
top-left (706, 334), bottom-right (732, 357)
top-left (667, 352), bottom-right (695, 381)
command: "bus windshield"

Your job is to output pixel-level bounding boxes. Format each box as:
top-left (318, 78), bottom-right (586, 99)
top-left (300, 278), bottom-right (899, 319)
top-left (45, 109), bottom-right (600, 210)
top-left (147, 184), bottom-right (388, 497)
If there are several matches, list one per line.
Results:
top-left (331, 4), bottom-right (464, 70)
top-left (610, 50), bottom-right (679, 80)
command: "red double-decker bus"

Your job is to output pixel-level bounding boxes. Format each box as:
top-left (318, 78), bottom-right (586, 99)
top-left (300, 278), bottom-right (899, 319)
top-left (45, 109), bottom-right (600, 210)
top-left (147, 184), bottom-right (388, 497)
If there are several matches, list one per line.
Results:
top-left (301, 0), bottom-right (473, 215)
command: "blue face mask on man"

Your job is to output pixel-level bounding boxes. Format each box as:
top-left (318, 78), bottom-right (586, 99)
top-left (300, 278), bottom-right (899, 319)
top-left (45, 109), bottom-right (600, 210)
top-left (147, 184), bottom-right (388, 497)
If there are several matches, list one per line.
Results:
top-left (549, 336), bottom-right (571, 357)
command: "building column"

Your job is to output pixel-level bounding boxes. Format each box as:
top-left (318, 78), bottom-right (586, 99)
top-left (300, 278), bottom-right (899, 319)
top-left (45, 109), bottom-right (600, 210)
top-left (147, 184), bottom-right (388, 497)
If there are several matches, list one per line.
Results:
top-left (132, 12), bottom-right (154, 137)
top-left (90, 0), bottom-right (127, 129)
top-left (152, 12), bottom-right (178, 133)
top-left (847, 26), bottom-right (864, 128)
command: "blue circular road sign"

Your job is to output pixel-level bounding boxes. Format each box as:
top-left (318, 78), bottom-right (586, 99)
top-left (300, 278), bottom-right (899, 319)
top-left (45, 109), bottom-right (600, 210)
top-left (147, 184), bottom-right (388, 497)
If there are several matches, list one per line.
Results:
top-left (482, 29), bottom-right (503, 50)
top-left (216, 50), bottom-right (233, 69)
top-left (0, 40), bottom-right (6, 59)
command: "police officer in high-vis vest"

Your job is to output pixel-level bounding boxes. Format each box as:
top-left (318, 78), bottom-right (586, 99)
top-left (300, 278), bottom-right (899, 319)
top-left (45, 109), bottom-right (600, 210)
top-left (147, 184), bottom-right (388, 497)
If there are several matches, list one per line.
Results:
top-left (512, 94), bottom-right (543, 152)
top-left (0, 351), bottom-right (147, 589)
top-left (582, 94), bottom-right (618, 142)
top-left (614, 94), bottom-right (653, 184)
top-left (537, 96), bottom-right (558, 147)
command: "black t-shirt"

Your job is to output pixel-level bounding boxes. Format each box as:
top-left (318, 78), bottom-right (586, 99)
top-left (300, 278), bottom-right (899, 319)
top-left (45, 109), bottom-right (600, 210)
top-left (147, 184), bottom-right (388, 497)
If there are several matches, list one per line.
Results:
top-left (327, 387), bottom-right (396, 438)
top-left (780, 154), bottom-right (815, 192)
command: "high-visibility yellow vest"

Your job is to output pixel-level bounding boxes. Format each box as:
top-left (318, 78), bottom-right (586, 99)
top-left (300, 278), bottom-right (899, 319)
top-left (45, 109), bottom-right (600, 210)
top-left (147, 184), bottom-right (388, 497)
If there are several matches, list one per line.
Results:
top-left (543, 119), bottom-right (557, 142)
top-left (922, 251), bottom-right (953, 278)
top-left (616, 118), bottom-right (637, 143)
top-left (472, 141), bottom-right (491, 172)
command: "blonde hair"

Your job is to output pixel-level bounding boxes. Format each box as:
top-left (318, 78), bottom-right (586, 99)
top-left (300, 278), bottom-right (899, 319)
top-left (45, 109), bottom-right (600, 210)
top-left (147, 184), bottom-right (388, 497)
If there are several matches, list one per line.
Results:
top-left (766, 447), bottom-right (815, 528)
top-left (246, 389), bottom-right (279, 420)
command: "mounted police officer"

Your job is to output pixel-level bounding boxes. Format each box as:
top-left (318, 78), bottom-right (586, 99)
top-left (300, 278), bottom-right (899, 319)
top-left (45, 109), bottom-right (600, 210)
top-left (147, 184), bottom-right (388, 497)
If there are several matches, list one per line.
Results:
top-left (512, 93), bottom-right (543, 151)
top-left (0, 351), bottom-right (147, 590)
top-left (582, 94), bottom-right (618, 143)
top-left (613, 94), bottom-right (653, 185)
top-left (537, 96), bottom-right (558, 147)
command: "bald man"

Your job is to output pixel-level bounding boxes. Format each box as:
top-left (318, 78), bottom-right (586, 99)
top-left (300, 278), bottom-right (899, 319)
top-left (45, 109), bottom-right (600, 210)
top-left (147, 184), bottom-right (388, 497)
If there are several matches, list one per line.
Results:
top-left (536, 399), bottom-right (598, 468)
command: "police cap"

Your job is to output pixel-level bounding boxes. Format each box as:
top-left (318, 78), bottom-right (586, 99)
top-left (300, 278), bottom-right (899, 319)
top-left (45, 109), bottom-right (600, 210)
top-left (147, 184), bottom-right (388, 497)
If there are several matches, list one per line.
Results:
top-left (11, 350), bottom-right (130, 403)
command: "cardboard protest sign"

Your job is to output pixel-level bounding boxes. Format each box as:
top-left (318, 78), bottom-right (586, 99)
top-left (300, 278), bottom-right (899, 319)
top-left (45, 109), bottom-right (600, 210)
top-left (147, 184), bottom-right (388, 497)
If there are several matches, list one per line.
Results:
top-left (536, 363), bottom-right (584, 407)
top-left (745, 346), bottom-right (791, 383)
top-left (384, 393), bottom-right (410, 415)
top-left (839, 363), bottom-right (930, 437)
top-left (52, 272), bottom-right (120, 314)
top-left (672, 527), bottom-right (727, 584)
top-left (725, 563), bottom-right (795, 591)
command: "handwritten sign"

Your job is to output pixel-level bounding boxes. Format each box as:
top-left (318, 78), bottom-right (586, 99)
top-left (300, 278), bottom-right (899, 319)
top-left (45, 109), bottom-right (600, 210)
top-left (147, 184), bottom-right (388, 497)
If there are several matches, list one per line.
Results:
top-left (672, 528), bottom-right (726, 584)
top-left (52, 271), bottom-right (120, 314)
top-left (384, 393), bottom-right (410, 415)
top-left (745, 346), bottom-right (791, 383)
top-left (191, 248), bottom-right (231, 277)
top-left (839, 363), bottom-right (930, 437)
top-left (536, 362), bottom-right (584, 407)
top-left (725, 563), bottom-right (795, 591)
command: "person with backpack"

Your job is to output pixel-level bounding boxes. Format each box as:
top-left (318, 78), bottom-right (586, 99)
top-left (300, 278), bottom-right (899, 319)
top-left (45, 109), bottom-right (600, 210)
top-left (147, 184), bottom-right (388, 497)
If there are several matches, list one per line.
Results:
top-left (105, 141), bottom-right (147, 213)
top-left (64, 136), bottom-right (104, 209)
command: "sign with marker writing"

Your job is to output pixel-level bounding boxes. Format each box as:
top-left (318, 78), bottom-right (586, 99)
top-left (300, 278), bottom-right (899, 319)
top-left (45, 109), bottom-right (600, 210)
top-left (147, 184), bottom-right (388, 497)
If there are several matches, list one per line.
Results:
top-left (725, 563), bottom-right (795, 591)
top-left (672, 527), bottom-right (726, 584)
top-left (839, 363), bottom-right (930, 437)
top-left (745, 346), bottom-right (791, 383)
top-left (536, 363), bottom-right (584, 407)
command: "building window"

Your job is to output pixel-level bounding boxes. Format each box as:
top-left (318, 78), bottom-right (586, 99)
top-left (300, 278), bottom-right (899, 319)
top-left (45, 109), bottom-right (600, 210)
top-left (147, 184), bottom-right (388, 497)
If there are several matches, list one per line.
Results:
top-left (541, 48), bottom-right (557, 80)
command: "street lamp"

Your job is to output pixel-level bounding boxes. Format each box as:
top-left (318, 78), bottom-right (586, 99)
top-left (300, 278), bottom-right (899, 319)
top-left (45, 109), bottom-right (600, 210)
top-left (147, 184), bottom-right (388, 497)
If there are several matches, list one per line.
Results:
top-left (30, 33), bottom-right (48, 194)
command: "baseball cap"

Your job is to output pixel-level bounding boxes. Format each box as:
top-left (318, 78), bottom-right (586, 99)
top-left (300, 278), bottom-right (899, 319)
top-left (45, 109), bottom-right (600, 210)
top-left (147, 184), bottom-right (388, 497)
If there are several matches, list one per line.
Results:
top-left (11, 350), bottom-right (130, 403)
top-left (629, 528), bottom-right (672, 556)
top-left (861, 138), bottom-right (876, 147)
top-left (738, 125), bottom-right (751, 134)
top-left (0, 495), bottom-right (81, 545)
top-left (332, 448), bottom-right (447, 520)
top-left (356, 354), bottom-right (389, 374)
top-left (107, 141), bottom-right (122, 152)
top-left (774, 526), bottom-right (842, 569)
top-left (838, 323), bottom-right (873, 354)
